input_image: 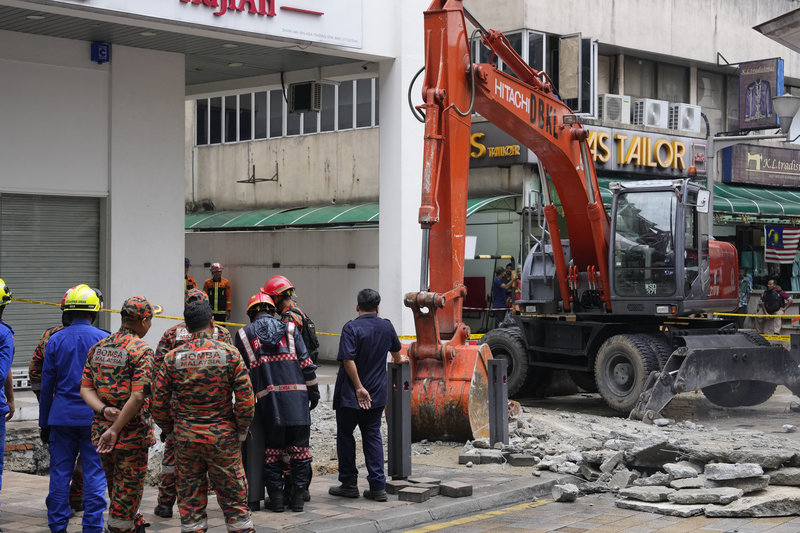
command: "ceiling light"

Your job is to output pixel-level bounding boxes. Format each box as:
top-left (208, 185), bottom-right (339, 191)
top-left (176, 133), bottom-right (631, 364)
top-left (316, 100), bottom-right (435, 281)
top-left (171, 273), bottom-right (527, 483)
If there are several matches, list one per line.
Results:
top-left (228, 62), bottom-right (243, 67)
top-left (223, 43), bottom-right (238, 48)
top-left (26, 15), bottom-right (46, 20)
top-left (139, 31), bottom-right (157, 37)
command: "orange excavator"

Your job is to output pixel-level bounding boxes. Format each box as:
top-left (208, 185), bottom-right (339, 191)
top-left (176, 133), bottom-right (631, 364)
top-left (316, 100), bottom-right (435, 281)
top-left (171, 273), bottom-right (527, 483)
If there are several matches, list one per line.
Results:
top-left (405, 0), bottom-right (800, 441)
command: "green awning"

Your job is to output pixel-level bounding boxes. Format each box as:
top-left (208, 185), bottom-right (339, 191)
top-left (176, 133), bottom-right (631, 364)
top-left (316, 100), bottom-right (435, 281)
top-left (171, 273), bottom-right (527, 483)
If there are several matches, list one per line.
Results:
top-left (596, 177), bottom-right (800, 218)
top-left (185, 195), bottom-right (519, 231)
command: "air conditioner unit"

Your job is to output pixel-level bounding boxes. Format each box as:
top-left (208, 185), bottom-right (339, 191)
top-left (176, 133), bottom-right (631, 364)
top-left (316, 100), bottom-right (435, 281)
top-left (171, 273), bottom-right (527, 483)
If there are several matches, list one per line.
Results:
top-left (668, 103), bottom-right (702, 133)
top-left (597, 94), bottom-right (631, 124)
top-left (632, 98), bottom-right (669, 128)
top-left (288, 81), bottom-right (322, 113)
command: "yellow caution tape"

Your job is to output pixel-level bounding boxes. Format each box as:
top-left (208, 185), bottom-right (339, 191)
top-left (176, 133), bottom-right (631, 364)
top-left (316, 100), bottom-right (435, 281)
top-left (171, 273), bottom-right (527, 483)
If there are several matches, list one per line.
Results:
top-left (713, 311), bottom-right (800, 318)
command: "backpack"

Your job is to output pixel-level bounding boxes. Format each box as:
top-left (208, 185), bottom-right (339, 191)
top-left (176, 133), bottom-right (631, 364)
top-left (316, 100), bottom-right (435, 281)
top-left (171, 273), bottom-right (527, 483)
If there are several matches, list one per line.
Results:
top-left (286, 308), bottom-right (320, 364)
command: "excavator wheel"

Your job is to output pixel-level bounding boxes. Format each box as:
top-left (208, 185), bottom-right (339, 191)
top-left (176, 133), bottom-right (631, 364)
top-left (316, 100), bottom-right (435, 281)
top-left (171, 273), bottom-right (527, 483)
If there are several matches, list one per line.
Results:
top-left (568, 370), bottom-right (598, 393)
top-left (481, 327), bottom-right (536, 398)
top-left (640, 334), bottom-right (674, 369)
top-left (594, 334), bottom-right (659, 413)
top-left (701, 330), bottom-right (777, 408)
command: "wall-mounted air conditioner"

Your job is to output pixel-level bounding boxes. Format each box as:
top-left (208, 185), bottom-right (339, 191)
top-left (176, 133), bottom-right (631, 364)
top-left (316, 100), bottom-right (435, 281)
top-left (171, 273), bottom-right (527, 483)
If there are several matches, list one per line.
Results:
top-left (668, 103), bottom-right (702, 133)
top-left (288, 81), bottom-right (322, 113)
top-left (632, 98), bottom-right (669, 129)
top-left (597, 94), bottom-right (631, 124)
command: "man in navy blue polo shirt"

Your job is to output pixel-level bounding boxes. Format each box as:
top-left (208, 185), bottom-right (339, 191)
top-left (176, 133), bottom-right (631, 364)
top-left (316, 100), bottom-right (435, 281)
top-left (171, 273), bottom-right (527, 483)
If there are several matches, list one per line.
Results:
top-left (328, 289), bottom-right (403, 502)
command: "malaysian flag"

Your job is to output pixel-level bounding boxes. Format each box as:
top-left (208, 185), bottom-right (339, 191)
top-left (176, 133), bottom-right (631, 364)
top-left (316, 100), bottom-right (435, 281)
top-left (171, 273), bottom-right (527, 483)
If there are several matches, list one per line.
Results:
top-left (765, 226), bottom-right (800, 263)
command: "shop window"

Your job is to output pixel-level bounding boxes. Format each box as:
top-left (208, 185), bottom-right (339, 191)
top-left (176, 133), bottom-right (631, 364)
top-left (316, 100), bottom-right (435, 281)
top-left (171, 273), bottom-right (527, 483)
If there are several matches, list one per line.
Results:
top-left (239, 93), bottom-right (252, 141)
top-left (304, 110), bottom-right (319, 134)
top-left (356, 78), bottom-right (372, 128)
top-left (209, 97), bottom-right (222, 144)
top-left (269, 90), bottom-right (283, 138)
top-left (224, 95), bottom-right (237, 143)
top-left (657, 63), bottom-right (688, 103)
top-left (501, 31), bottom-right (523, 77)
top-left (339, 80), bottom-right (354, 130)
top-left (286, 105), bottom-right (300, 136)
top-left (624, 57), bottom-right (656, 99)
top-left (254, 91), bottom-right (268, 139)
top-left (320, 84), bottom-right (336, 132)
top-left (196, 99), bottom-right (208, 145)
top-left (528, 31), bottom-right (545, 72)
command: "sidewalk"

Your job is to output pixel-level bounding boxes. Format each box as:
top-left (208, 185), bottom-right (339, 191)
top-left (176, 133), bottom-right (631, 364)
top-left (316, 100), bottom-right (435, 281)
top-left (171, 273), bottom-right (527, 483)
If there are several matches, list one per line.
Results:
top-left (0, 465), bottom-right (569, 533)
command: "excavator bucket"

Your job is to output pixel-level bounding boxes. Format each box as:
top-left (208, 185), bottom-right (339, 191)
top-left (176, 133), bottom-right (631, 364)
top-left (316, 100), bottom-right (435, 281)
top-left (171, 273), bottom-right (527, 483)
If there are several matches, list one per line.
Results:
top-left (409, 341), bottom-right (492, 442)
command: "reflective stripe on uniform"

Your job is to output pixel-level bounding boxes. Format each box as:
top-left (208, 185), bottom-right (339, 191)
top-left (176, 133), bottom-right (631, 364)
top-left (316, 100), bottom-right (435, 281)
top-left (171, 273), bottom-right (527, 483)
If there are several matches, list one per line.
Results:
top-left (213, 282), bottom-right (221, 313)
top-left (160, 465), bottom-right (176, 474)
top-left (226, 516), bottom-right (255, 532)
top-left (107, 516), bottom-right (134, 530)
top-left (305, 378), bottom-right (318, 386)
top-left (287, 322), bottom-right (295, 354)
top-left (255, 383), bottom-right (308, 399)
top-left (182, 518), bottom-right (208, 532)
top-left (238, 328), bottom-right (258, 367)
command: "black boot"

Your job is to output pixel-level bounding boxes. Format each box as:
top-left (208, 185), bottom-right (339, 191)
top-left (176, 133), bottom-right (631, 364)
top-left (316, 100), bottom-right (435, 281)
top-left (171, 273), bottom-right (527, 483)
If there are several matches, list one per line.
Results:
top-left (264, 462), bottom-right (285, 513)
top-left (290, 458), bottom-right (312, 512)
top-left (328, 478), bottom-right (359, 498)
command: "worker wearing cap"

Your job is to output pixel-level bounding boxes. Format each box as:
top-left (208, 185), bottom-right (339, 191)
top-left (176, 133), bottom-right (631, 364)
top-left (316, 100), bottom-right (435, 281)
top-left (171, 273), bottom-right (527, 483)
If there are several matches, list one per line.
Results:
top-left (41, 285), bottom-right (109, 533)
top-left (203, 262), bottom-right (231, 323)
top-left (80, 296), bottom-right (159, 533)
top-left (235, 291), bottom-right (318, 513)
top-left (185, 258), bottom-right (197, 292)
top-left (152, 288), bottom-right (232, 519)
top-left (0, 279), bottom-right (15, 515)
top-left (153, 300), bottom-right (255, 533)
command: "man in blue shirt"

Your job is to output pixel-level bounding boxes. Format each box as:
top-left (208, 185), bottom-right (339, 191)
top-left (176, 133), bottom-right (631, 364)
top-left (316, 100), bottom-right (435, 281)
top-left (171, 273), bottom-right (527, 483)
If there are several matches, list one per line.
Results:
top-left (40, 285), bottom-right (109, 533)
top-left (491, 267), bottom-right (515, 328)
top-left (328, 289), bottom-right (403, 502)
top-left (0, 279), bottom-right (16, 521)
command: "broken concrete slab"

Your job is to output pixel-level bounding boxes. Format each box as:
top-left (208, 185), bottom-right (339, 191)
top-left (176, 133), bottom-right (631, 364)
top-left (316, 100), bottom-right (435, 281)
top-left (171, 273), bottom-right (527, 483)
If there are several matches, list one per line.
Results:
top-left (478, 449), bottom-right (504, 464)
top-left (439, 481), bottom-right (472, 498)
top-left (615, 498), bottom-right (705, 517)
top-left (705, 463), bottom-right (764, 481)
top-left (458, 449), bottom-right (480, 465)
top-left (667, 487), bottom-right (742, 505)
top-left (719, 450), bottom-right (794, 470)
top-left (625, 436), bottom-right (682, 468)
top-left (552, 483), bottom-right (579, 502)
top-left (663, 462), bottom-right (700, 480)
top-left (633, 472), bottom-right (671, 487)
top-left (599, 451), bottom-right (624, 473)
top-left (507, 453), bottom-right (538, 467)
top-left (609, 468), bottom-right (639, 490)
top-left (705, 486), bottom-right (800, 517)
top-left (705, 475), bottom-right (770, 495)
top-left (578, 464), bottom-right (601, 482)
top-left (670, 476), bottom-right (705, 490)
top-left (579, 481), bottom-right (611, 494)
top-left (767, 467), bottom-right (800, 486)
top-left (619, 486), bottom-right (675, 502)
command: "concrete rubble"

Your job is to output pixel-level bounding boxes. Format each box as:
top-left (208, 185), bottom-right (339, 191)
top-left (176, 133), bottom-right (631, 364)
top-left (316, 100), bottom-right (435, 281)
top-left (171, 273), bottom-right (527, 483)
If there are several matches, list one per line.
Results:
top-left (454, 405), bottom-right (800, 518)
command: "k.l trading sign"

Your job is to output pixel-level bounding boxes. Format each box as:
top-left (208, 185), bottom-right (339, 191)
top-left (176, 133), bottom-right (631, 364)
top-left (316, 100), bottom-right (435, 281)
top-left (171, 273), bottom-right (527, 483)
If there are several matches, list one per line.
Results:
top-left (738, 58), bottom-right (784, 131)
top-left (722, 144), bottom-right (800, 187)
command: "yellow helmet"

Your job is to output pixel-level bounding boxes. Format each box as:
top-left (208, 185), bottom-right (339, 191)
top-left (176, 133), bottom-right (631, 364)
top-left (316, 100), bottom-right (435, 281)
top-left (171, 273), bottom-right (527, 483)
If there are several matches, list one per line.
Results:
top-left (0, 279), bottom-right (11, 307)
top-left (62, 284), bottom-right (102, 312)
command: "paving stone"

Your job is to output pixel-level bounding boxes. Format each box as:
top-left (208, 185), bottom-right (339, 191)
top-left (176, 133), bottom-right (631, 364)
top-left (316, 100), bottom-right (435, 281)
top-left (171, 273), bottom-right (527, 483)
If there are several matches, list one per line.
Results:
top-left (609, 468), bottom-right (639, 490)
top-left (479, 449), bottom-right (505, 464)
top-left (458, 448), bottom-right (480, 465)
top-left (615, 498), bottom-right (705, 517)
top-left (507, 453), bottom-right (538, 467)
top-left (385, 479), bottom-right (413, 495)
top-left (705, 462), bottom-right (764, 480)
top-left (398, 486), bottom-right (432, 503)
top-left (704, 486), bottom-right (800, 517)
top-left (407, 476), bottom-right (441, 485)
top-left (618, 486), bottom-right (675, 502)
top-left (439, 481), bottom-right (472, 498)
top-left (662, 461), bottom-right (701, 479)
top-left (412, 483), bottom-right (439, 496)
top-left (705, 475), bottom-right (770, 494)
top-left (670, 476), bottom-right (705, 490)
top-left (633, 471), bottom-right (671, 487)
top-left (599, 451), bottom-right (624, 473)
top-left (552, 483), bottom-right (579, 502)
top-left (667, 487), bottom-right (742, 505)
top-left (769, 467), bottom-right (800, 486)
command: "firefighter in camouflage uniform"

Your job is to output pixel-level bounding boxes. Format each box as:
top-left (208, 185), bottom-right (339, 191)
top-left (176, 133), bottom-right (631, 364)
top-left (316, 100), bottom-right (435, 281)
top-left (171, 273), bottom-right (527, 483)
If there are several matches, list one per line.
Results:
top-left (153, 300), bottom-right (255, 533)
top-left (234, 291), bottom-right (318, 513)
top-left (81, 296), bottom-right (160, 533)
top-left (153, 288), bottom-right (232, 518)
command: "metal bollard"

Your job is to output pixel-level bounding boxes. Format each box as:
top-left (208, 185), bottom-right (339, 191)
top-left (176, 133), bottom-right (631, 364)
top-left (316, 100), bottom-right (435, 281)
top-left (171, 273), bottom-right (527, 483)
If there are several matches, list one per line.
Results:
top-left (387, 361), bottom-right (412, 479)
top-left (488, 358), bottom-right (508, 446)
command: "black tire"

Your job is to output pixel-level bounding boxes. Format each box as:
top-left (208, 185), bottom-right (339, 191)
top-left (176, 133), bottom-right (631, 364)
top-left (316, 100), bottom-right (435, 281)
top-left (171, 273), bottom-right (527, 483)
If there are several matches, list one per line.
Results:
top-left (481, 327), bottom-right (529, 398)
top-left (594, 334), bottom-right (659, 413)
top-left (702, 332), bottom-right (776, 407)
top-left (641, 334), bottom-right (674, 369)
top-left (568, 370), bottom-right (598, 393)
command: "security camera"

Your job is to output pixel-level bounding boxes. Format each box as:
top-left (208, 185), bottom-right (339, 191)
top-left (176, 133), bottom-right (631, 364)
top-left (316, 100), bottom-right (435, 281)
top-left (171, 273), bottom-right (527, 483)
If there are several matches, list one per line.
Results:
top-left (362, 63), bottom-right (369, 71)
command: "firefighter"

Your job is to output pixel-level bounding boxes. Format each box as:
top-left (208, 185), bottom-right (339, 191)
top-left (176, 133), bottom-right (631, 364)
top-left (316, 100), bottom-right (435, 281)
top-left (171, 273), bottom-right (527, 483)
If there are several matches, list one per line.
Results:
top-left (0, 279), bottom-right (15, 515)
top-left (40, 285), bottom-right (109, 533)
top-left (262, 275), bottom-right (319, 364)
top-left (153, 300), bottom-right (255, 533)
top-left (234, 291), bottom-right (318, 513)
top-left (80, 296), bottom-right (158, 533)
top-left (203, 262), bottom-right (231, 323)
top-left (153, 288), bottom-right (232, 518)
top-left (185, 258), bottom-right (197, 292)
top-left (28, 288), bottom-right (85, 513)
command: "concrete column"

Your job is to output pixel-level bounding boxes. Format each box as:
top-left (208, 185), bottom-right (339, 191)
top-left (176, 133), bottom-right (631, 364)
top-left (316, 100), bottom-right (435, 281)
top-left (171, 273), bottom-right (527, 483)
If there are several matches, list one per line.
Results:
top-left (378, 1), bottom-right (426, 336)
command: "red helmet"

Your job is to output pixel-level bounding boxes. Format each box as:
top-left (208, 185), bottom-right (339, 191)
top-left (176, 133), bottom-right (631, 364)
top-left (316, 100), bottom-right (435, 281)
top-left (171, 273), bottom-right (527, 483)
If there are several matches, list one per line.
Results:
top-left (210, 262), bottom-right (223, 272)
top-left (247, 291), bottom-right (275, 314)
top-left (262, 275), bottom-right (294, 297)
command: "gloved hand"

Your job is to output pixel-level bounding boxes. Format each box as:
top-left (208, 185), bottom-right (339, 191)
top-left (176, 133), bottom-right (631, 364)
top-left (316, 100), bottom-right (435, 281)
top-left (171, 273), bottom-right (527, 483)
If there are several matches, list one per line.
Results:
top-left (308, 384), bottom-right (320, 411)
top-left (40, 427), bottom-right (50, 445)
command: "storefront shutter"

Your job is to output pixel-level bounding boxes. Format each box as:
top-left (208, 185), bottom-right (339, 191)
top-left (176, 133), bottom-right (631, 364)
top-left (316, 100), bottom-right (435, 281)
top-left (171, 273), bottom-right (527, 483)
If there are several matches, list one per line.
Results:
top-left (0, 194), bottom-right (101, 371)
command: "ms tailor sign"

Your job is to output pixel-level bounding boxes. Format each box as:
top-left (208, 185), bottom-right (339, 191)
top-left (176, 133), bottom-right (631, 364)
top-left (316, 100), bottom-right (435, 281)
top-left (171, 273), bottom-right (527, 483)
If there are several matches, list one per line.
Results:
top-left (722, 144), bottom-right (800, 187)
top-left (44, 0), bottom-right (363, 48)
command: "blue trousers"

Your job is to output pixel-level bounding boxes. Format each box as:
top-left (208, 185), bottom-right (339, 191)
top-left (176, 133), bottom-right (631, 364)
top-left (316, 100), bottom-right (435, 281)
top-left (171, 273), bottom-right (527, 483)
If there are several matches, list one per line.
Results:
top-left (0, 412), bottom-right (5, 495)
top-left (335, 407), bottom-right (385, 491)
top-left (47, 426), bottom-right (106, 533)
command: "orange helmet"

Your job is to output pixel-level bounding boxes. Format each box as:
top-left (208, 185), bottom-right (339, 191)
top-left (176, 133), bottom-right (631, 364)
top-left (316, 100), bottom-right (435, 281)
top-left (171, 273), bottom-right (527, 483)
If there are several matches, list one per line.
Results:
top-left (210, 262), bottom-right (223, 272)
top-left (262, 275), bottom-right (294, 297)
top-left (247, 291), bottom-right (275, 316)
